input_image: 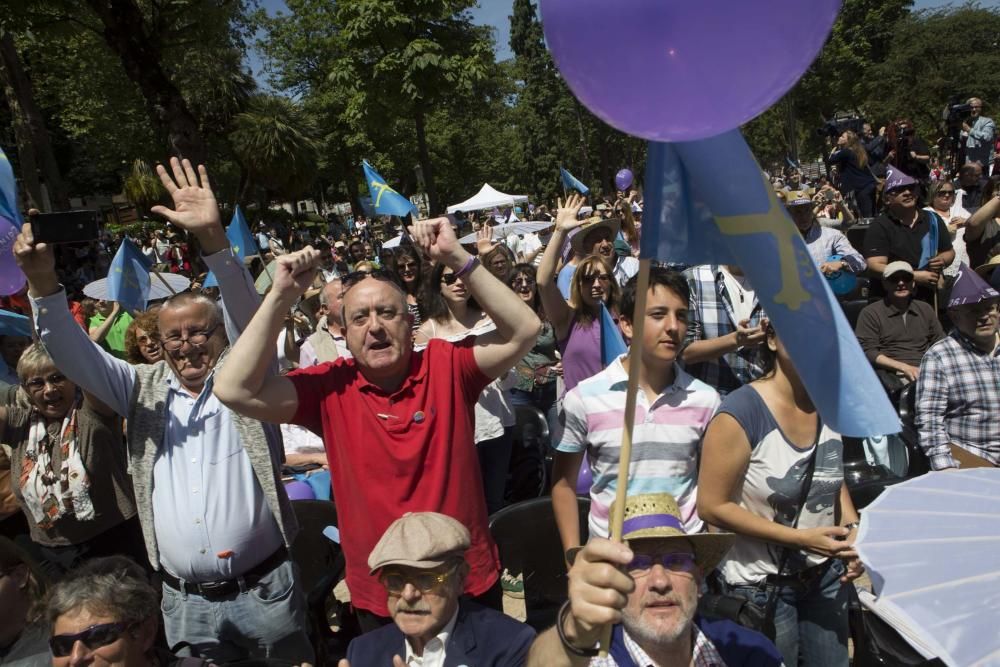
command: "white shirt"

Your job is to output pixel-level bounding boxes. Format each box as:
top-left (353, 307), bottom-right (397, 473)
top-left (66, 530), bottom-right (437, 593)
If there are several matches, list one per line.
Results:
top-left (404, 607), bottom-right (459, 667)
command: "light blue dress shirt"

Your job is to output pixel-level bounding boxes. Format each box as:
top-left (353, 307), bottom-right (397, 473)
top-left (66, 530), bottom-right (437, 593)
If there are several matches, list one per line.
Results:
top-left (32, 248), bottom-right (283, 581)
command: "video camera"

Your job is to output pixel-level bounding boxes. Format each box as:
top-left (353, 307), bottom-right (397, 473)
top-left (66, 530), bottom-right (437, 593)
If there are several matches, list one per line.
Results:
top-left (943, 97), bottom-right (973, 125)
top-left (816, 114), bottom-right (865, 138)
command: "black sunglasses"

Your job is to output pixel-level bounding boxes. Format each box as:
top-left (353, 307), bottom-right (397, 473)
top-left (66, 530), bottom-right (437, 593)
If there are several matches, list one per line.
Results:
top-left (50, 622), bottom-right (136, 657)
top-left (342, 268), bottom-right (394, 289)
top-left (441, 272), bottom-right (460, 285)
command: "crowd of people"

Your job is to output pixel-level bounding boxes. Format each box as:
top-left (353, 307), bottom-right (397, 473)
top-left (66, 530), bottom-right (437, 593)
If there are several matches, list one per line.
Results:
top-left (0, 96), bottom-right (996, 667)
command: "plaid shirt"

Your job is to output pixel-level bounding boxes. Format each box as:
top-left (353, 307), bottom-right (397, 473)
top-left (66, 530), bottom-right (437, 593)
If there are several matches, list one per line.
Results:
top-left (588, 625), bottom-right (726, 667)
top-left (682, 265), bottom-right (766, 396)
top-left (916, 330), bottom-right (1000, 469)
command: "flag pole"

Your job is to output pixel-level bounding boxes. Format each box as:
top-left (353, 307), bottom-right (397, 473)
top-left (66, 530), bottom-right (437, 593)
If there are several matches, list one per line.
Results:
top-left (596, 257), bottom-right (650, 658)
top-left (152, 269), bottom-right (177, 295)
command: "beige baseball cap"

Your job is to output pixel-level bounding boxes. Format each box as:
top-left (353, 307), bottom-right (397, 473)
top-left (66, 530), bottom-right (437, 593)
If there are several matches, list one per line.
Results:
top-left (883, 260), bottom-right (914, 279)
top-left (368, 512), bottom-right (470, 574)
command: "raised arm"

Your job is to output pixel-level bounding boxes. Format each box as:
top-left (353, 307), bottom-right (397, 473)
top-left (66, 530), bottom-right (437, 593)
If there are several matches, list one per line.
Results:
top-left (409, 218), bottom-right (540, 380)
top-left (15, 222), bottom-right (136, 417)
top-left (965, 193), bottom-right (1000, 242)
top-left (214, 248), bottom-right (321, 424)
top-left (150, 158), bottom-right (262, 338)
top-left (537, 194), bottom-right (586, 341)
top-left (88, 302), bottom-right (121, 344)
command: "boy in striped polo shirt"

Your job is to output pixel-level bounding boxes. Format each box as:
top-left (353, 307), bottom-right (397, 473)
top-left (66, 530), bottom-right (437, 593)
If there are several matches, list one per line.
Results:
top-left (551, 266), bottom-right (722, 557)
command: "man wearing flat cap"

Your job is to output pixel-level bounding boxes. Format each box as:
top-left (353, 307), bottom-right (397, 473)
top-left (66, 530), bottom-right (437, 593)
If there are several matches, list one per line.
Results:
top-left (916, 263), bottom-right (1000, 469)
top-left (527, 493), bottom-right (782, 666)
top-left (341, 512), bottom-right (535, 667)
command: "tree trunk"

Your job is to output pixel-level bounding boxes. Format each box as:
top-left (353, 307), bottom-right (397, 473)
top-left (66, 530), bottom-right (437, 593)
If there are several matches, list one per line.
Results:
top-left (84, 0), bottom-right (207, 165)
top-left (0, 31), bottom-right (70, 210)
top-left (413, 108), bottom-right (438, 215)
top-left (343, 161), bottom-right (361, 219)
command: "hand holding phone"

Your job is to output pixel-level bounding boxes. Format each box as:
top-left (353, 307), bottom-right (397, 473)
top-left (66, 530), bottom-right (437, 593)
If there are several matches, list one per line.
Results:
top-left (30, 210), bottom-right (100, 244)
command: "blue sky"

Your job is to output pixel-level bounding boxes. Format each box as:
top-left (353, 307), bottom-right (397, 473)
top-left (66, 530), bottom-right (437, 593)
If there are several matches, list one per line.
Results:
top-left (248, 0), bottom-right (998, 87)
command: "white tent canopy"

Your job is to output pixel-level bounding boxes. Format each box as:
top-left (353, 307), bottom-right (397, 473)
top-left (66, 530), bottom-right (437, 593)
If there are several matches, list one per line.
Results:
top-left (446, 183), bottom-right (528, 214)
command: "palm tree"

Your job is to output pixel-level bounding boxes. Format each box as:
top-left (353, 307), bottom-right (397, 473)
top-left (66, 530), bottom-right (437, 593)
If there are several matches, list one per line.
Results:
top-left (122, 159), bottom-right (166, 216)
top-left (229, 94), bottom-right (320, 206)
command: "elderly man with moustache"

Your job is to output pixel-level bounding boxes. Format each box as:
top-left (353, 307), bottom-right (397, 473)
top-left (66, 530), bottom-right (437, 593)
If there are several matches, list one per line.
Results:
top-left (338, 512), bottom-right (534, 666)
top-left (213, 216), bottom-right (541, 631)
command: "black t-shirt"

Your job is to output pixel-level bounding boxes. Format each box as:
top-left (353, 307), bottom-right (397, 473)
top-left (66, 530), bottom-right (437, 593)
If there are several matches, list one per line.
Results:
top-left (896, 136), bottom-right (931, 180)
top-left (863, 209), bottom-right (953, 300)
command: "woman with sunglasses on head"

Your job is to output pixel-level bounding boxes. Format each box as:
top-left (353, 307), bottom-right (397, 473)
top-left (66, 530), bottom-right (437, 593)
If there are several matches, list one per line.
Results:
top-left (389, 245), bottom-right (425, 330)
top-left (46, 556), bottom-right (209, 667)
top-left (0, 345), bottom-right (144, 580)
top-left (697, 324), bottom-right (864, 667)
top-left (506, 264), bottom-right (560, 436)
top-left (0, 536), bottom-right (49, 666)
top-left (924, 180), bottom-right (971, 287)
top-left (414, 264), bottom-right (516, 516)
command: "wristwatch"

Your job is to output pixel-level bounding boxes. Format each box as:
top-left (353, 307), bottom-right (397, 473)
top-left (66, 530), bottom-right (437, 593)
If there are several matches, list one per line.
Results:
top-left (844, 521), bottom-right (861, 531)
top-left (557, 600), bottom-right (600, 657)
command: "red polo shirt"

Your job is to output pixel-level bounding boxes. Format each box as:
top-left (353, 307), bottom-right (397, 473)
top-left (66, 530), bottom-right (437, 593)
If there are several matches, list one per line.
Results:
top-left (287, 338), bottom-right (499, 615)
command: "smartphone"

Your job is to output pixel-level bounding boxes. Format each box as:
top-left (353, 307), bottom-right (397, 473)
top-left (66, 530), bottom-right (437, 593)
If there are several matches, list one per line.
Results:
top-left (823, 190), bottom-right (836, 202)
top-left (31, 210), bottom-right (101, 244)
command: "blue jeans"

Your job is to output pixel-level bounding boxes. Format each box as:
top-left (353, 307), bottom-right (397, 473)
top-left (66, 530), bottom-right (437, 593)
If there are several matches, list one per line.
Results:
top-left (721, 559), bottom-right (849, 667)
top-left (508, 385), bottom-right (559, 442)
top-left (160, 560), bottom-right (314, 663)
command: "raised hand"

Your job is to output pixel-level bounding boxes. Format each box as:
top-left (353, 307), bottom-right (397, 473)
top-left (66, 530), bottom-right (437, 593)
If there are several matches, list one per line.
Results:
top-left (408, 217), bottom-right (467, 267)
top-left (564, 538), bottom-right (635, 647)
top-left (555, 193), bottom-right (587, 233)
top-left (476, 223), bottom-right (497, 255)
top-left (272, 246), bottom-right (321, 304)
top-left (150, 157), bottom-right (222, 237)
top-left (13, 221), bottom-right (58, 296)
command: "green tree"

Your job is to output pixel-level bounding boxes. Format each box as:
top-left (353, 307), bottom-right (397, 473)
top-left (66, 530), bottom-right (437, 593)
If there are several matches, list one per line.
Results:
top-left (229, 94), bottom-right (320, 205)
top-left (122, 159), bottom-right (166, 216)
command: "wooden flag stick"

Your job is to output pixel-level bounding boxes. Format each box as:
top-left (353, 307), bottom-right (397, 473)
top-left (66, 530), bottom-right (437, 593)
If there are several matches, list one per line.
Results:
top-left (152, 269), bottom-right (177, 295)
top-left (597, 257), bottom-right (651, 658)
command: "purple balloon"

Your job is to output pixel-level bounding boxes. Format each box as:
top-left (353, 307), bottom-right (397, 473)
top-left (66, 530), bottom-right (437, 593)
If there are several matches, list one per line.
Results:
top-left (284, 480), bottom-right (316, 501)
top-left (0, 217), bottom-right (25, 296)
top-left (540, 0), bottom-right (841, 141)
top-left (615, 168), bottom-right (634, 192)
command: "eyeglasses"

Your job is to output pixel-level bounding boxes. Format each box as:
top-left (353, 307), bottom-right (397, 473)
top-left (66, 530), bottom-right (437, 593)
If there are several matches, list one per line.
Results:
top-left (379, 568), bottom-right (456, 594)
top-left (582, 272), bottom-right (612, 284)
top-left (49, 622), bottom-right (137, 658)
top-left (160, 323), bottom-right (222, 352)
top-left (627, 552), bottom-right (697, 578)
top-left (936, 190), bottom-right (956, 197)
top-left (397, 262), bottom-right (419, 272)
top-left (23, 373), bottom-right (68, 393)
top-left (511, 277), bottom-right (536, 287)
top-left (441, 273), bottom-right (461, 285)
top-left (342, 268), bottom-right (393, 289)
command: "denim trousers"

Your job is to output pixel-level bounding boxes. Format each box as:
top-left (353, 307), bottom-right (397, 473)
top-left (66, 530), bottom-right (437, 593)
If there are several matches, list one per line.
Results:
top-left (721, 559), bottom-right (849, 667)
top-left (160, 559), bottom-right (315, 663)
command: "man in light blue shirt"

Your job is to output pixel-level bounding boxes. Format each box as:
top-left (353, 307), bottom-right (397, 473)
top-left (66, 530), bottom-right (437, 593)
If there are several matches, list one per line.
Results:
top-left (14, 158), bottom-right (312, 664)
top-left (963, 97), bottom-right (996, 170)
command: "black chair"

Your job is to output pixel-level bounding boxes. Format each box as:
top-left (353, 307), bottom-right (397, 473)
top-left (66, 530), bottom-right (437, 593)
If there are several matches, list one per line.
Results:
top-left (289, 499), bottom-right (353, 664)
top-left (489, 496), bottom-right (590, 631)
top-left (840, 298), bottom-right (870, 330)
top-left (506, 405), bottom-right (550, 503)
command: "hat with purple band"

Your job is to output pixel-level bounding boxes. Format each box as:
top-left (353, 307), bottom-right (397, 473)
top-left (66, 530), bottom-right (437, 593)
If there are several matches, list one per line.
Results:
top-left (568, 493), bottom-right (735, 573)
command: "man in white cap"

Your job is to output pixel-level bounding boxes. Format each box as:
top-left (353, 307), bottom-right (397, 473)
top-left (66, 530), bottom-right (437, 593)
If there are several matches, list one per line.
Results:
top-left (855, 260), bottom-right (944, 394)
top-left (340, 512), bottom-right (534, 667)
top-left (916, 263), bottom-right (1000, 469)
top-left (527, 493), bottom-right (782, 666)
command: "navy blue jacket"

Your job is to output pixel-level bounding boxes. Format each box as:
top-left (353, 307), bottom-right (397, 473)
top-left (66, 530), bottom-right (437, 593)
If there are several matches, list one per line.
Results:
top-left (346, 600), bottom-right (535, 666)
top-left (609, 616), bottom-right (783, 667)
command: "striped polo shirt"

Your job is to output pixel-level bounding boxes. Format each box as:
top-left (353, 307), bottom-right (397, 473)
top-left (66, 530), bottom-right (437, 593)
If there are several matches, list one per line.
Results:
top-left (558, 355), bottom-right (721, 538)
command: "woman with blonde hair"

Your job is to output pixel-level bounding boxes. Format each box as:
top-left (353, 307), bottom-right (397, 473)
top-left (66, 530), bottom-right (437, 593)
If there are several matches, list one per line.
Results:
top-left (828, 129), bottom-right (878, 217)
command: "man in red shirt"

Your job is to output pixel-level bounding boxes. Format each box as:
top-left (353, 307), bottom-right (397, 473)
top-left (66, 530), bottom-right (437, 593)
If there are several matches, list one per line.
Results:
top-left (215, 217), bottom-right (540, 629)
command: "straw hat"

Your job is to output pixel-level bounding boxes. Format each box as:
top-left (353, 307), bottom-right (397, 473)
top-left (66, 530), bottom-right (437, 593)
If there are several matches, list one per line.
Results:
top-left (974, 254), bottom-right (1000, 280)
top-left (568, 493), bottom-right (735, 574)
top-left (570, 216), bottom-right (621, 255)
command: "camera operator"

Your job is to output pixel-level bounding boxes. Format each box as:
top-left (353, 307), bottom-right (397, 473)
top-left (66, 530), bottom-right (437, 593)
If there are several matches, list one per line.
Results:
top-left (887, 119), bottom-right (931, 181)
top-left (962, 98), bottom-right (996, 170)
top-left (862, 123), bottom-right (889, 178)
top-left (829, 130), bottom-right (878, 217)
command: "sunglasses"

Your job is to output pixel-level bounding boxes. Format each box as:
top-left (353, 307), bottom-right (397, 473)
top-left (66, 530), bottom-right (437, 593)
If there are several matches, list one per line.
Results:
top-left (379, 568), bottom-right (457, 594)
top-left (936, 190), bottom-right (956, 196)
top-left (441, 272), bottom-right (461, 285)
top-left (627, 552), bottom-right (697, 578)
top-left (342, 268), bottom-right (393, 289)
top-left (887, 186), bottom-right (917, 197)
top-left (511, 276), bottom-right (536, 287)
top-left (50, 622), bottom-right (136, 657)
top-left (582, 272), bottom-right (612, 284)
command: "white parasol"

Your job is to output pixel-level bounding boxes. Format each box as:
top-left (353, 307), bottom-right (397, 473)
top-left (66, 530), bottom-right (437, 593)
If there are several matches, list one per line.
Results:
top-left (84, 272), bottom-right (190, 302)
top-left (854, 468), bottom-right (1000, 666)
top-left (457, 221), bottom-right (553, 244)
